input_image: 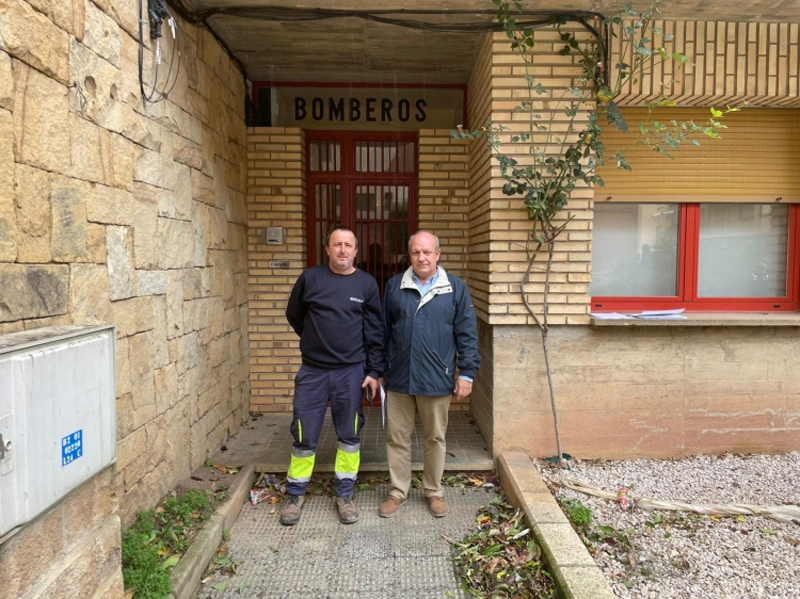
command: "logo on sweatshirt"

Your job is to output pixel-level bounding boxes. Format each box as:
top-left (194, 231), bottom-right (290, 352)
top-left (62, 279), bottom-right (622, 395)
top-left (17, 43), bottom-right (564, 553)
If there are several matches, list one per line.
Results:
top-left (350, 297), bottom-right (364, 303)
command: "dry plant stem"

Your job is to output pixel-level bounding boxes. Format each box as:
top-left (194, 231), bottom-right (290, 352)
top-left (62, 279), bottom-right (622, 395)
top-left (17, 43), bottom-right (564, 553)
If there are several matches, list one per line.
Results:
top-left (522, 238), bottom-right (566, 469)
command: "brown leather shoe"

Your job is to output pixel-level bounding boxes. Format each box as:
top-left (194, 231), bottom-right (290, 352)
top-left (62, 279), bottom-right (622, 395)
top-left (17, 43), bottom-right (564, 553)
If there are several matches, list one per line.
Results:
top-left (378, 495), bottom-right (407, 518)
top-left (336, 495), bottom-right (359, 524)
top-left (279, 495), bottom-right (305, 526)
top-left (427, 496), bottom-right (448, 518)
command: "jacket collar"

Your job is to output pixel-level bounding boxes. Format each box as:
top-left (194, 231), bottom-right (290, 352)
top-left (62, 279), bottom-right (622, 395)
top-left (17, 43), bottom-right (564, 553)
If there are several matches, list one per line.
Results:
top-left (400, 265), bottom-right (450, 291)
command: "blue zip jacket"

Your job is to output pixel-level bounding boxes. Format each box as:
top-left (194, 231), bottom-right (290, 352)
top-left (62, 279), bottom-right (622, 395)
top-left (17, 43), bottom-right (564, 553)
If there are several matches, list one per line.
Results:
top-left (383, 266), bottom-right (480, 396)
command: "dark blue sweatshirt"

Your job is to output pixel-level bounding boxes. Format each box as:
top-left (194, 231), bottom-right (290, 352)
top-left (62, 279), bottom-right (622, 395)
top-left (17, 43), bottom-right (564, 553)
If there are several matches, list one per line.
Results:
top-left (286, 265), bottom-right (384, 378)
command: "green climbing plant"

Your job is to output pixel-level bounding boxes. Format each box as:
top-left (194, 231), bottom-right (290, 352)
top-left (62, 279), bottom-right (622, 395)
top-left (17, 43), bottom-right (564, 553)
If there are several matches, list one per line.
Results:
top-left (454, 0), bottom-right (742, 467)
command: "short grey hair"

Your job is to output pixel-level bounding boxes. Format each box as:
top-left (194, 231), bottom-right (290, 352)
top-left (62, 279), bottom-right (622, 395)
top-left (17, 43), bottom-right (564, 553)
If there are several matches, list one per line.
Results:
top-left (408, 230), bottom-right (440, 251)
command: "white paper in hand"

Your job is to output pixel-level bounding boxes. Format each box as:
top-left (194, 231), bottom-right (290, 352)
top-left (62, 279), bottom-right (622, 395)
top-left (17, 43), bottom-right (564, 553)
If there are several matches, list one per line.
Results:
top-left (380, 384), bottom-right (387, 428)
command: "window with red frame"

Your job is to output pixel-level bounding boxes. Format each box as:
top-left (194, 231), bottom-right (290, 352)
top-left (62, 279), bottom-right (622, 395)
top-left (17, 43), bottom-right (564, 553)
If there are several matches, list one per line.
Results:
top-left (589, 202), bottom-right (800, 312)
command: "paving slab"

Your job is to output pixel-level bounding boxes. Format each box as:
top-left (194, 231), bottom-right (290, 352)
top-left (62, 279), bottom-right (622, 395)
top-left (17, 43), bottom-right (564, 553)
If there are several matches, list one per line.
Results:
top-left (220, 408), bottom-right (493, 473)
top-left (194, 484), bottom-right (498, 599)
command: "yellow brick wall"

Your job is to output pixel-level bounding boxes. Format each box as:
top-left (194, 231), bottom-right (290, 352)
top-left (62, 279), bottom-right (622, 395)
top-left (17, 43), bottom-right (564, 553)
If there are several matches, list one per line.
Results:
top-left (471, 18), bottom-right (800, 329)
top-left (476, 29), bottom-right (594, 327)
top-left (417, 129), bottom-right (472, 410)
top-left (481, 19), bottom-right (800, 460)
top-left (246, 127), bottom-right (479, 412)
top-left (466, 33), bottom-right (497, 436)
top-left (613, 20), bottom-right (800, 107)
top-left (247, 128), bottom-right (305, 413)
top-left (417, 130), bottom-right (471, 279)
top-left (466, 33), bottom-right (495, 323)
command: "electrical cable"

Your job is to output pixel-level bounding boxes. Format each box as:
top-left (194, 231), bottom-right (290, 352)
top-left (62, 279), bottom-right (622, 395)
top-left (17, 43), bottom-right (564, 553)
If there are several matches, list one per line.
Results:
top-left (162, 2), bottom-right (605, 77)
top-left (166, 0), bottom-right (247, 77)
top-left (138, 0), bottom-right (182, 105)
top-left (144, 2), bottom-right (609, 108)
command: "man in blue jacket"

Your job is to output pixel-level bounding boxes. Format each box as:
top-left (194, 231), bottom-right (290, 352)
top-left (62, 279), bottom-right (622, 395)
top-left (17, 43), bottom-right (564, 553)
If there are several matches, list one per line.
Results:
top-left (281, 226), bottom-right (383, 526)
top-left (379, 230), bottom-right (480, 518)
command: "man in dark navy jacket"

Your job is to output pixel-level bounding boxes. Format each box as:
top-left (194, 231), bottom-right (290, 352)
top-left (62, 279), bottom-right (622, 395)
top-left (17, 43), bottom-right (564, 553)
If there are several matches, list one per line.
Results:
top-left (281, 226), bottom-right (383, 526)
top-left (379, 231), bottom-right (480, 519)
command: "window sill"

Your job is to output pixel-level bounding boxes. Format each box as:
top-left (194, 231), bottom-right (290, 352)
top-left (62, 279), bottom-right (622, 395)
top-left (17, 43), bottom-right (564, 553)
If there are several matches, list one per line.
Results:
top-left (589, 312), bottom-right (800, 327)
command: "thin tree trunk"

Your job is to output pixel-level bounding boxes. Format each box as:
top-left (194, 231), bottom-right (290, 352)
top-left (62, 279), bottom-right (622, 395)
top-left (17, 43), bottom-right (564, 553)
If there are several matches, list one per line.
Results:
top-left (521, 236), bottom-right (566, 468)
top-left (542, 239), bottom-right (566, 468)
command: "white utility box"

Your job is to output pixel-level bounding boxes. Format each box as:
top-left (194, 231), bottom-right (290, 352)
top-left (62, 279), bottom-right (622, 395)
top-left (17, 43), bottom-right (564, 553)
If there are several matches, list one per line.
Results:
top-left (0, 325), bottom-right (116, 539)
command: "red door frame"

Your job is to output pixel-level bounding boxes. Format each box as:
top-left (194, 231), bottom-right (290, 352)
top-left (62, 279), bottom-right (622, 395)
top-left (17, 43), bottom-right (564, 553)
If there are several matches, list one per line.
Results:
top-left (305, 130), bottom-right (419, 269)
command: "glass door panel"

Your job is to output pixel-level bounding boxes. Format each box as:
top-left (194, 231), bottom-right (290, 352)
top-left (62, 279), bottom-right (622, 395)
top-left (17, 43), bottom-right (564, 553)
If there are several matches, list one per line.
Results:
top-left (354, 183), bottom-right (411, 290)
top-left (312, 182), bottom-right (341, 266)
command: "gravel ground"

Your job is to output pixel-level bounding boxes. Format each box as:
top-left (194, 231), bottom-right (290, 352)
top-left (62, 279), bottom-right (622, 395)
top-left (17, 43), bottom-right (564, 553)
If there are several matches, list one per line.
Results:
top-left (537, 453), bottom-right (800, 599)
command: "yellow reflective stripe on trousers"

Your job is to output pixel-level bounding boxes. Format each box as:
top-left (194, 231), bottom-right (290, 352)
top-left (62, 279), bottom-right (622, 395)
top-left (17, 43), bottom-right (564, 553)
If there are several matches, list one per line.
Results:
top-left (288, 452), bottom-right (315, 482)
top-left (335, 443), bottom-right (360, 479)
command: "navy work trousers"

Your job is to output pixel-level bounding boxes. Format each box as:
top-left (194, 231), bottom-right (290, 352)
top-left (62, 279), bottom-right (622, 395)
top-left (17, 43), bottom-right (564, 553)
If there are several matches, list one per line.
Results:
top-left (286, 363), bottom-right (365, 497)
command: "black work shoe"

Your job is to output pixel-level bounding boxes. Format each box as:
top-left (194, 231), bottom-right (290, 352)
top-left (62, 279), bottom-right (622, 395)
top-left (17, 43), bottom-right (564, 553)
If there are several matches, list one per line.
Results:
top-left (335, 495), bottom-right (359, 524)
top-left (280, 495), bottom-right (305, 526)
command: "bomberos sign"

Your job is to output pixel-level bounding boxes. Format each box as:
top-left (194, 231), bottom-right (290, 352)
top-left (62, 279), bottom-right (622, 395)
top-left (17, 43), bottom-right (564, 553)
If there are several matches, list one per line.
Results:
top-left (262, 85), bottom-right (464, 131)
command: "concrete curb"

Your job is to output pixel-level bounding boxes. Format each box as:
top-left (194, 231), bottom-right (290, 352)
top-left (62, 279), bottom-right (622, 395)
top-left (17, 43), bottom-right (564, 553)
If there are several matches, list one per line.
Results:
top-left (497, 452), bottom-right (616, 599)
top-left (169, 464), bottom-right (255, 599)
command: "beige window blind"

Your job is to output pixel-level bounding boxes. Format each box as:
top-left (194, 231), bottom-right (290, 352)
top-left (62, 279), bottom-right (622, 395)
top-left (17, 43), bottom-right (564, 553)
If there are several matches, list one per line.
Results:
top-left (596, 108), bottom-right (800, 203)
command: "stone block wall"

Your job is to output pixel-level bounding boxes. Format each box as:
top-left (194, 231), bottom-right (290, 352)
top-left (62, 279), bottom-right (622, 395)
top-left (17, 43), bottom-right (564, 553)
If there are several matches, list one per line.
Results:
top-left (0, 1), bottom-right (249, 596)
top-left (0, 469), bottom-right (122, 598)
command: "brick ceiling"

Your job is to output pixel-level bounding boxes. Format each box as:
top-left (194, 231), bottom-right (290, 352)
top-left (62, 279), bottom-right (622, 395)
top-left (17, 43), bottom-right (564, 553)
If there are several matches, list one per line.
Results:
top-left (181, 1), bottom-right (800, 83)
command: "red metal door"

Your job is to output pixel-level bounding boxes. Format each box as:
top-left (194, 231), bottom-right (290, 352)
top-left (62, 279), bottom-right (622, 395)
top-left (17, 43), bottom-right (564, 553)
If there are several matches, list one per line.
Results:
top-left (307, 132), bottom-right (417, 405)
top-left (306, 131), bottom-right (418, 295)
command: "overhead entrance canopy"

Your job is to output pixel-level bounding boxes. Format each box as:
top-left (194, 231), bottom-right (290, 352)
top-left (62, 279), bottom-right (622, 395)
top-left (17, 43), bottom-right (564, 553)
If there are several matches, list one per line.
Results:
top-left (173, 1), bottom-right (800, 85)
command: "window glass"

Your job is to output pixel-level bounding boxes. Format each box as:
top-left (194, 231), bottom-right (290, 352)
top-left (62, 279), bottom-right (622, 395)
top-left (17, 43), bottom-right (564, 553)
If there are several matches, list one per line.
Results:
top-left (590, 203), bottom-right (679, 297)
top-left (698, 204), bottom-right (788, 297)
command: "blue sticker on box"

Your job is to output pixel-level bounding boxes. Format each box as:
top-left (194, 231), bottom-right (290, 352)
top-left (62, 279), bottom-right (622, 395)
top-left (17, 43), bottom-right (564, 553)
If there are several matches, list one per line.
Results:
top-left (62, 430), bottom-right (83, 466)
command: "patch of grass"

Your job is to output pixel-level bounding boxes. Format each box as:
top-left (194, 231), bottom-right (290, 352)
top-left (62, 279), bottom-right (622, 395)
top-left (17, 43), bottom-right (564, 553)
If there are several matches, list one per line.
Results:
top-left (557, 495), bottom-right (632, 553)
top-left (121, 523), bottom-right (172, 599)
top-left (122, 488), bottom-right (225, 598)
top-left (561, 498), bottom-right (593, 529)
